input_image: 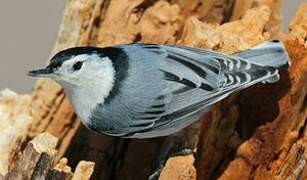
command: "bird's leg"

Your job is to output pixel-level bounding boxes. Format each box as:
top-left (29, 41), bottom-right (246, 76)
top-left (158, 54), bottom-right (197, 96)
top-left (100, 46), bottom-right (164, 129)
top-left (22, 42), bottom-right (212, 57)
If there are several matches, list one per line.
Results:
top-left (148, 136), bottom-right (194, 180)
top-left (169, 148), bottom-right (194, 157)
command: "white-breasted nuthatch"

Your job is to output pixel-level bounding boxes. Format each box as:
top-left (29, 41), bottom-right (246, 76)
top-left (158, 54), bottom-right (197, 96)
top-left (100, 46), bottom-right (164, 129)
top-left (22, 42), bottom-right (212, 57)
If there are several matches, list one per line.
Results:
top-left (28, 40), bottom-right (290, 138)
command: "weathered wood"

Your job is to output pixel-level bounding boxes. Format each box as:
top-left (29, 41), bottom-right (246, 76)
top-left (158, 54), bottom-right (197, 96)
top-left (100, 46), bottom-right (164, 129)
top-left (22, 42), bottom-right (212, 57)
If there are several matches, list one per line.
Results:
top-left (72, 161), bottom-right (95, 180)
top-left (46, 158), bottom-right (73, 180)
top-left (0, 89), bottom-right (32, 177)
top-left (0, 0), bottom-right (305, 179)
top-left (159, 155), bottom-right (196, 180)
top-left (6, 133), bottom-right (58, 179)
top-left (3, 132), bottom-right (95, 180)
top-left (46, 158), bottom-right (95, 180)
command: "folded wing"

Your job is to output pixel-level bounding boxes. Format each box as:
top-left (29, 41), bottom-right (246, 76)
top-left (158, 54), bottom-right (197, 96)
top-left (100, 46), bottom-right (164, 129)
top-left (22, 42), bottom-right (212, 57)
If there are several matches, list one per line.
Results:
top-left (115, 44), bottom-right (279, 138)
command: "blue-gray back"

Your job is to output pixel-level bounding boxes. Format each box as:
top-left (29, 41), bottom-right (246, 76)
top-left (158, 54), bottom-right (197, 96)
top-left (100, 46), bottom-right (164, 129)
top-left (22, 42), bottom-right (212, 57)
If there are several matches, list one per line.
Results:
top-left (89, 42), bottom-right (286, 138)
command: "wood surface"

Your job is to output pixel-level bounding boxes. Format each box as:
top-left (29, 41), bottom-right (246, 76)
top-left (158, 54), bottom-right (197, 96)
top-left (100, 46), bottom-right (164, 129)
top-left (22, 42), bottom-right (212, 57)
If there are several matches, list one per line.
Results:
top-left (0, 1), bottom-right (306, 179)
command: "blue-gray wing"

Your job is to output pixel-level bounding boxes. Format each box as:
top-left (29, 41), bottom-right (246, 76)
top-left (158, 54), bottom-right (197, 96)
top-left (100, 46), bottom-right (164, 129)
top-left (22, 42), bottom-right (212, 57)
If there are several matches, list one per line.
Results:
top-left (127, 44), bottom-right (279, 138)
top-left (98, 44), bottom-right (278, 138)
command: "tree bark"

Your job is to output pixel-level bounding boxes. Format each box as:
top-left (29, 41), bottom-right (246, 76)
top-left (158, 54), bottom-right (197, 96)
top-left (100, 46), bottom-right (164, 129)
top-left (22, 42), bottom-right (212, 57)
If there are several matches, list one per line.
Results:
top-left (0, 1), bottom-right (306, 180)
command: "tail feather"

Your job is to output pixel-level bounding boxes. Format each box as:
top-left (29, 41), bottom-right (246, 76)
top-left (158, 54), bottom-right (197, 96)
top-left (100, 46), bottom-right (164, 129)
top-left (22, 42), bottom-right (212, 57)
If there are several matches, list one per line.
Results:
top-left (234, 40), bottom-right (290, 71)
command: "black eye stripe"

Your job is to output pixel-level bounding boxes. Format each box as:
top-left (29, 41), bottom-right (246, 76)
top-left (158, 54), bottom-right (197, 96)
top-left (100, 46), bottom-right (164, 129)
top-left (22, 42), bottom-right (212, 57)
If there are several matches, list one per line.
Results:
top-left (73, 61), bottom-right (83, 71)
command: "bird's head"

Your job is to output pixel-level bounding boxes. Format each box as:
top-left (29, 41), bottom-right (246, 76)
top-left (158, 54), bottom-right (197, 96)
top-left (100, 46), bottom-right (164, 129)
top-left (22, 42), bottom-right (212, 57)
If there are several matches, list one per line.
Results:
top-left (28, 47), bottom-right (116, 90)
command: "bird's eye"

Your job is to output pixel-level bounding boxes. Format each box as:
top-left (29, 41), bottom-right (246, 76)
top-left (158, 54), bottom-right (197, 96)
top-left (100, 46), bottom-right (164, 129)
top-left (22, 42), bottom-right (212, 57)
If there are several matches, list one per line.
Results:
top-left (73, 61), bottom-right (83, 71)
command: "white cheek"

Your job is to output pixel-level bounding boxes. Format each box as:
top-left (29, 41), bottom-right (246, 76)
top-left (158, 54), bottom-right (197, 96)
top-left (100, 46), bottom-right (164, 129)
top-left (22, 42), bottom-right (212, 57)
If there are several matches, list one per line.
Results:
top-left (62, 58), bottom-right (116, 126)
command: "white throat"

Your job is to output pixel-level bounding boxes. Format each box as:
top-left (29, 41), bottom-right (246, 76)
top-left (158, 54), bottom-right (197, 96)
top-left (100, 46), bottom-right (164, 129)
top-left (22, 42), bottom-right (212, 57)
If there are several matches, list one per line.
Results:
top-left (60, 58), bottom-right (116, 126)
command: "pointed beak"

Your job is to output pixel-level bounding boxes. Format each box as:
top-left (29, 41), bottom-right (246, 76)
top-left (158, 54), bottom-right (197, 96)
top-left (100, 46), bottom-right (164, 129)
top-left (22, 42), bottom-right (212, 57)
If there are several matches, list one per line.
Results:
top-left (28, 67), bottom-right (55, 78)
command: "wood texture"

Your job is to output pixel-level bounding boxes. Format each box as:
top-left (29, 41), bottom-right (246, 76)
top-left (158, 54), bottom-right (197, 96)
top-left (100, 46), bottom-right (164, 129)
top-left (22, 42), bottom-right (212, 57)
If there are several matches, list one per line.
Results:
top-left (0, 89), bottom-right (32, 178)
top-left (1, 132), bottom-right (94, 180)
top-left (6, 133), bottom-right (58, 179)
top-left (46, 158), bottom-right (73, 180)
top-left (0, 0), bottom-right (306, 180)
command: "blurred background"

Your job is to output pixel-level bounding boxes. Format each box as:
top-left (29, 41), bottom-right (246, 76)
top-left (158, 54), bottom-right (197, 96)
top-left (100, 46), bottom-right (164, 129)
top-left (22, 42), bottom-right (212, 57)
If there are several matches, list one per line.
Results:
top-left (0, 0), bottom-right (305, 93)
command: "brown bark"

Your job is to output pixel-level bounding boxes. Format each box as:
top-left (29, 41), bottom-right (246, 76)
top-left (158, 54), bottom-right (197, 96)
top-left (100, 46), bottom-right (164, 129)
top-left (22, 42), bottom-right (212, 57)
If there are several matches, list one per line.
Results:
top-left (0, 90), bottom-right (32, 178)
top-left (6, 133), bottom-right (58, 179)
top-left (0, 0), bottom-right (306, 180)
top-left (46, 158), bottom-right (74, 180)
top-left (3, 132), bottom-right (94, 180)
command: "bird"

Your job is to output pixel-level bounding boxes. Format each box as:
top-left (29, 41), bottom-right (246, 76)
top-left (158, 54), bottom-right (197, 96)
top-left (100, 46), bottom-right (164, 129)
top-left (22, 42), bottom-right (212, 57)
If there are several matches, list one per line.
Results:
top-left (28, 40), bottom-right (290, 138)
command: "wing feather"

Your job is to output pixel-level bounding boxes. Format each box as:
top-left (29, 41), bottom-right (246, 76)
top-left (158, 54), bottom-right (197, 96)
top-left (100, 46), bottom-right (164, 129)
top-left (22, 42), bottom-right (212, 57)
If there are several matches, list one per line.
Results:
top-left (114, 44), bottom-right (279, 137)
